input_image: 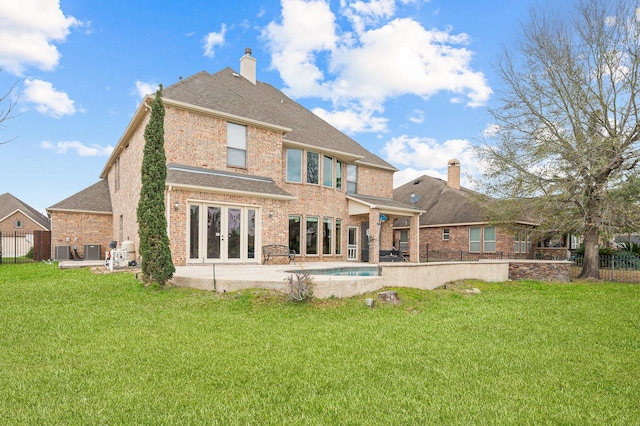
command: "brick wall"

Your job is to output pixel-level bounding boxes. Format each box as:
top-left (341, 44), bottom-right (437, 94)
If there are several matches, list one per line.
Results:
top-left (49, 211), bottom-right (112, 259)
top-left (0, 212), bottom-right (47, 234)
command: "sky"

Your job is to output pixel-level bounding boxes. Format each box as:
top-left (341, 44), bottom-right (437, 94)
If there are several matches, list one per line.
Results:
top-left (0, 0), bottom-right (532, 213)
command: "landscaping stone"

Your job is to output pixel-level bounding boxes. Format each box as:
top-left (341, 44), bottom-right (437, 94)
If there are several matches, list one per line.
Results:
top-left (378, 290), bottom-right (399, 303)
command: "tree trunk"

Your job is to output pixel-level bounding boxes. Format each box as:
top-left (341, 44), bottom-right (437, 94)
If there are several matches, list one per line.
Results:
top-left (578, 225), bottom-right (600, 279)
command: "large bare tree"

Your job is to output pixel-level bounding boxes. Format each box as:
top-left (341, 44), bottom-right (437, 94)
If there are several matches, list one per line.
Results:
top-left (0, 71), bottom-right (18, 145)
top-left (477, 0), bottom-right (640, 279)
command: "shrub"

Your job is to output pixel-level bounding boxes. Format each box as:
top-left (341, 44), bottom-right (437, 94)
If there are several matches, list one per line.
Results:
top-left (285, 271), bottom-right (315, 302)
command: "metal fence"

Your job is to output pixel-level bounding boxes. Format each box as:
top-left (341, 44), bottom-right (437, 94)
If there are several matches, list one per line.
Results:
top-left (423, 245), bottom-right (535, 263)
top-left (571, 254), bottom-right (640, 283)
top-left (0, 230), bottom-right (51, 264)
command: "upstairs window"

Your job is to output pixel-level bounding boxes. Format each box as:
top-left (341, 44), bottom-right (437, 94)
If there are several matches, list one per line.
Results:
top-left (323, 155), bottom-right (333, 187)
top-left (336, 160), bottom-right (343, 190)
top-left (15, 219), bottom-right (23, 229)
top-left (307, 152), bottom-right (319, 184)
top-left (286, 149), bottom-right (302, 182)
top-left (442, 228), bottom-right (450, 241)
top-left (227, 122), bottom-right (247, 168)
top-left (347, 164), bottom-right (357, 194)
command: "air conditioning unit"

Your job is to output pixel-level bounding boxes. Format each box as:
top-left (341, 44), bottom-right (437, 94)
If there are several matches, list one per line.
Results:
top-left (55, 245), bottom-right (70, 260)
top-left (84, 244), bottom-right (101, 260)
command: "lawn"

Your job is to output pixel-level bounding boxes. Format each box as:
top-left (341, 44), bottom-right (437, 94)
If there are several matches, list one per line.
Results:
top-left (1, 263), bottom-right (638, 425)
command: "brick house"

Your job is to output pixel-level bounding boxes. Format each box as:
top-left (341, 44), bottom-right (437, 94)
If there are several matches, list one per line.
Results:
top-left (0, 193), bottom-right (51, 260)
top-left (47, 50), bottom-right (422, 266)
top-left (393, 160), bottom-right (538, 261)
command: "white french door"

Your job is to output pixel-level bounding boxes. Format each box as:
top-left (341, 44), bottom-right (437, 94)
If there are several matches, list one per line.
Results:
top-left (188, 203), bottom-right (258, 263)
top-left (347, 226), bottom-right (358, 260)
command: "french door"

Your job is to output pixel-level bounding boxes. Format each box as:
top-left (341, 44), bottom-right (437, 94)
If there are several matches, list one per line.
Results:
top-left (347, 226), bottom-right (358, 260)
top-left (188, 203), bottom-right (258, 263)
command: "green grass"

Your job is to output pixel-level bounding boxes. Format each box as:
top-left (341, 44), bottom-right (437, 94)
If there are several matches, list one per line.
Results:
top-left (1, 263), bottom-right (639, 425)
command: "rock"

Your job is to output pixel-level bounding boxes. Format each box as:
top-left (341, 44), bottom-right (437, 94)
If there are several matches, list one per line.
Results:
top-left (465, 288), bottom-right (481, 294)
top-left (378, 290), bottom-right (400, 303)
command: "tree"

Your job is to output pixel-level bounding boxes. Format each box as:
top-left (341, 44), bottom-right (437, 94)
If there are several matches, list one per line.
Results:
top-left (0, 70), bottom-right (18, 145)
top-left (476, 0), bottom-right (640, 279)
top-left (137, 85), bottom-right (175, 285)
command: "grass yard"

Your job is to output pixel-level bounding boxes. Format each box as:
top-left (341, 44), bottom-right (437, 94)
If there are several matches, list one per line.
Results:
top-left (1, 263), bottom-right (639, 425)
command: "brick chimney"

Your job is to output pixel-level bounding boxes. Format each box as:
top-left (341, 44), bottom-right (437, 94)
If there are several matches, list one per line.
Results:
top-left (240, 47), bottom-right (256, 85)
top-left (447, 159), bottom-right (461, 190)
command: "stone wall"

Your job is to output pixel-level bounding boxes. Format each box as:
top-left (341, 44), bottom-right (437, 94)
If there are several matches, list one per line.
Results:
top-left (507, 260), bottom-right (570, 282)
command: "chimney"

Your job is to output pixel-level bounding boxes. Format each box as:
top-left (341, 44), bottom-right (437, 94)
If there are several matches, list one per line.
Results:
top-left (447, 159), bottom-right (461, 190)
top-left (240, 47), bottom-right (256, 85)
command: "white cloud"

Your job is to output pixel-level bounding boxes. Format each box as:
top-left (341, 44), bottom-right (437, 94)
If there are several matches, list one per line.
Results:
top-left (263, 0), bottom-right (492, 134)
top-left (23, 79), bottom-right (77, 118)
top-left (382, 134), bottom-right (481, 188)
top-left (482, 123), bottom-right (501, 139)
top-left (382, 134), bottom-right (470, 168)
top-left (408, 109), bottom-right (424, 124)
top-left (203, 24), bottom-right (227, 58)
top-left (134, 80), bottom-right (159, 99)
top-left (41, 140), bottom-right (113, 157)
top-left (312, 102), bottom-right (388, 134)
top-left (0, 0), bottom-right (82, 75)
top-left (392, 167), bottom-right (444, 188)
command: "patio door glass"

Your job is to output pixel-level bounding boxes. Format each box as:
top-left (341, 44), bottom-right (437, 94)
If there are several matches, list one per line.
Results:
top-left (188, 203), bottom-right (260, 263)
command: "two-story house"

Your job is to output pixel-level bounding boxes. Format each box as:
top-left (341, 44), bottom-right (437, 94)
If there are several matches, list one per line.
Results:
top-left (48, 50), bottom-right (422, 266)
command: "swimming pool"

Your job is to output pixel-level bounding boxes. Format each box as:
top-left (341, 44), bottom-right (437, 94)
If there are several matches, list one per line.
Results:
top-left (287, 266), bottom-right (380, 277)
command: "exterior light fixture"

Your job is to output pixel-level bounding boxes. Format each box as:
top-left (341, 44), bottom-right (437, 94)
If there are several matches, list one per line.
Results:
top-left (174, 201), bottom-right (179, 211)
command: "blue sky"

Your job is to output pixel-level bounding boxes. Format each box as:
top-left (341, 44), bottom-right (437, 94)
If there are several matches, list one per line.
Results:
top-left (0, 0), bottom-right (531, 213)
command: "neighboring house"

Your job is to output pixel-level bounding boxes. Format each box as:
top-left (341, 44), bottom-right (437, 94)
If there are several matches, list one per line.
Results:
top-left (0, 193), bottom-right (51, 260)
top-left (393, 160), bottom-right (538, 261)
top-left (48, 50), bottom-right (422, 265)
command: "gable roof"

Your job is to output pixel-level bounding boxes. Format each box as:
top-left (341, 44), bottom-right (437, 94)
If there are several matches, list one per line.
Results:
top-left (47, 180), bottom-right (112, 214)
top-left (162, 68), bottom-right (396, 171)
top-left (393, 175), bottom-right (489, 228)
top-left (0, 193), bottom-right (51, 230)
top-left (166, 164), bottom-right (295, 200)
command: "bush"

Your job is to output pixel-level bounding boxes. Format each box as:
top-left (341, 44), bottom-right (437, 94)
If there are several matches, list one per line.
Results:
top-left (285, 271), bottom-right (315, 302)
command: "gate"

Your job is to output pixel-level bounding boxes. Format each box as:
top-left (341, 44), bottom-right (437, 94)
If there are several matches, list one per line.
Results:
top-left (0, 230), bottom-right (51, 264)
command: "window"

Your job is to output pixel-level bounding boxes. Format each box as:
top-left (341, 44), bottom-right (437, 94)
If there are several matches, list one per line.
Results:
top-left (514, 229), bottom-right (531, 253)
top-left (323, 155), bottom-right (333, 187)
top-left (483, 227), bottom-right (496, 252)
top-left (227, 122), bottom-right (247, 167)
top-left (323, 217), bottom-right (333, 255)
top-left (115, 157), bottom-right (120, 191)
top-left (399, 230), bottom-right (408, 252)
top-left (469, 227), bottom-right (481, 252)
top-left (335, 219), bottom-right (342, 255)
top-left (570, 234), bottom-right (579, 250)
top-left (336, 160), bottom-right (343, 190)
top-left (286, 149), bottom-right (302, 182)
top-left (247, 209), bottom-right (256, 259)
top-left (289, 215), bottom-right (301, 255)
top-left (119, 215), bottom-right (124, 245)
top-left (306, 217), bottom-right (319, 255)
top-left (307, 152), bottom-right (319, 184)
top-left (442, 228), bottom-right (450, 241)
top-left (15, 219), bottom-right (23, 229)
top-left (347, 164), bottom-right (357, 194)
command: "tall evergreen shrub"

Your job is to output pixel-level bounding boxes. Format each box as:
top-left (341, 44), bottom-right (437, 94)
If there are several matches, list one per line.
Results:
top-left (136, 85), bottom-right (175, 285)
